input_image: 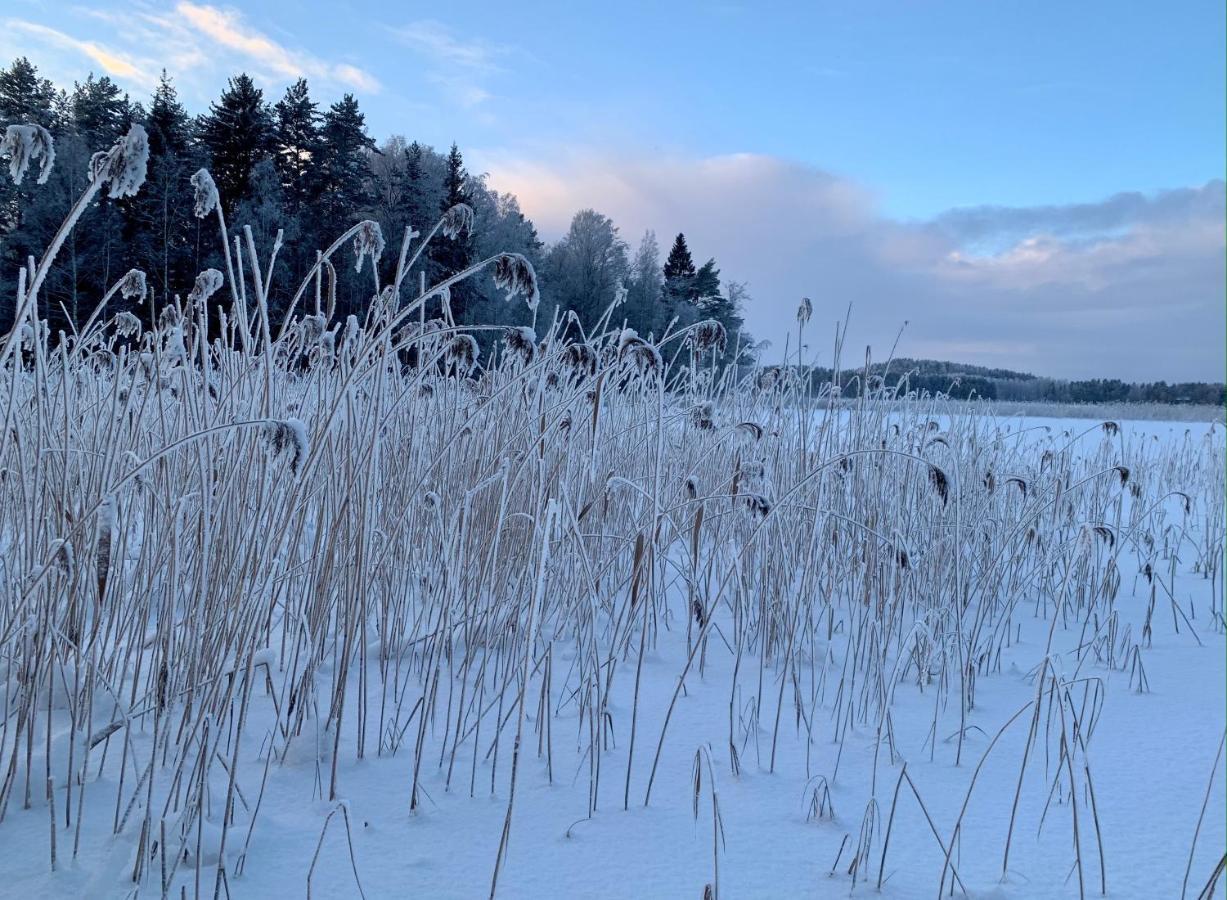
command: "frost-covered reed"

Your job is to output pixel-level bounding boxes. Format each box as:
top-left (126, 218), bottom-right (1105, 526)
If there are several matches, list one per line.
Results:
top-left (0, 124), bottom-right (1224, 899)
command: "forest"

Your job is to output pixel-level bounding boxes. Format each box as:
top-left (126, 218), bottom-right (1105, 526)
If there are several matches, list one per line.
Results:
top-left (1, 57), bottom-right (1220, 404)
top-left (0, 58), bottom-right (750, 366)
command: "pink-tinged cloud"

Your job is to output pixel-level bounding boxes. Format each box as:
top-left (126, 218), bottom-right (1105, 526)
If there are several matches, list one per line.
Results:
top-left (483, 151), bottom-right (1224, 381)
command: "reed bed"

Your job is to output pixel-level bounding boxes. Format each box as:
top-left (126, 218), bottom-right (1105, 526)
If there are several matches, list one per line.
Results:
top-left (1, 123), bottom-right (1224, 899)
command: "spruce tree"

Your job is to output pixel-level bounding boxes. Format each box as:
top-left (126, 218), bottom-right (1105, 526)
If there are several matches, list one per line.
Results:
top-left (658, 232), bottom-right (697, 332)
top-left (135, 72), bottom-right (196, 308)
top-left (198, 74), bottom-right (273, 214)
top-left (314, 94), bottom-right (374, 318)
top-left (317, 93), bottom-right (374, 223)
top-left (0, 58), bottom-right (56, 127)
top-left (396, 141), bottom-right (432, 233)
top-left (692, 259), bottom-right (720, 304)
top-left (70, 74), bottom-right (130, 147)
top-left (663, 233), bottom-right (696, 284)
top-left (146, 71), bottom-right (191, 157)
top-left (273, 79), bottom-right (321, 217)
top-left (430, 143), bottom-right (474, 322)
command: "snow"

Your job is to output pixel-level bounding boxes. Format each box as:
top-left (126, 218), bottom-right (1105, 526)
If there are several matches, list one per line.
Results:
top-left (0, 409), bottom-right (1220, 899)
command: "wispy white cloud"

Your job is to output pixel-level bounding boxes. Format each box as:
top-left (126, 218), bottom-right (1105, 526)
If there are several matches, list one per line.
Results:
top-left (4, 19), bottom-right (156, 89)
top-left (2, 3), bottom-right (379, 103)
top-left (396, 20), bottom-right (501, 71)
top-left (393, 19), bottom-right (510, 108)
top-left (174, 2), bottom-right (380, 93)
top-left (486, 151), bottom-right (1225, 381)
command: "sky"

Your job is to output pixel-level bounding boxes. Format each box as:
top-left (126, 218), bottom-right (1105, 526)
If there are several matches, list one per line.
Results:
top-left (3, 0), bottom-right (1224, 381)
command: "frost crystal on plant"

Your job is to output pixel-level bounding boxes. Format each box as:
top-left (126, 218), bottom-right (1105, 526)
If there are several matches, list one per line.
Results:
top-left (113, 311), bottom-right (142, 337)
top-left (1, 124), bottom-right (55, 185)
top-left (190, 168), bottom-right (220, 218)
top-left (562, 342), bottom-right (597, 376)
top-left (690, 320), bottom-right (727, 353)
top-left (158, 303), bottom-right (182, 331)
top-left (445, 334), bottom-right (479, 372)
top-left (187, 268), bottom-right (224, 306)
top-left (441, 203), bottom-right (474, 239)
top-left (118, 269), bottom-right (147, 302)
top-left (263, 418), bottom-right (310, 474)
top-left (492, 253), bottom-right (539, 310)
top-left (504, 325), bottom-right (537, 362)
top-left (93, 124), bottom-right (149, 199)
top-left (617, 331), bottom-right (661, 374)
top-left (352, 220), bottom-right (385, 273)
top-left (301, 314), bottom-right (326, 343)
top-left (613, 281), bottom-right (628, 307)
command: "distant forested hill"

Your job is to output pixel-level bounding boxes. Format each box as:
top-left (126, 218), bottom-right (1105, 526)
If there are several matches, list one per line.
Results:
top-left (801, 358), bottom-right (1225, 406)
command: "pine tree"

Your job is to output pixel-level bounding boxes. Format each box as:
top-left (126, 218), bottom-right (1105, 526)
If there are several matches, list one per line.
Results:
top-left (273, 79), bottom-right (321, 217)
top-left (0, 57), bottom-right (56, 127)
top-left (198, 74), bottom-right (273, 214)
top-left (317, 94), bottom-right (373, 221)
top-left (70, 74), bottom-right (130, 147)
top-left (396, 141), bottom-right (432, 233)
top-left (134, 72), bottom-right (197, 308)
top-left (663, 233), bottom-right (696, 284)
top-left (658, 232), bottom-right (697, 332)
top-left (430, 143), bottom-right (475, 322)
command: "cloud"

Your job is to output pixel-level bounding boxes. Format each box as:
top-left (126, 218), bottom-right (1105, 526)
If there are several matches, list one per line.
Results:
top-left (395, 20), bottom-right (501, 71)
top-left (393, 20), bottom-right (509, 108)
top-left (485, 152), bottom-right (1224, 381)
top-left (173, 2), bottom-right (380, 92)
top-left (932, 182), bottom-right (1227, 252)
top-left (5, 19), bottom-right (155, 89)
top-left (2, 4), bottom-right (379, 103)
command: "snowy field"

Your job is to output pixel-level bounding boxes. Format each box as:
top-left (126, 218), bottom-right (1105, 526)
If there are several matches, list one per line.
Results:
top-left (0, 126), bottom-right (1223, 899)
top-left (0, 347), bottom-right (1222, 899)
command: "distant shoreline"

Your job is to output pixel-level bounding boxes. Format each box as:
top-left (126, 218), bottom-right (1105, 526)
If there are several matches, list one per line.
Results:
top-left (930, 398), bottom-right (1223, 424)
top-left (800, 395), bottom-right (1225, 424)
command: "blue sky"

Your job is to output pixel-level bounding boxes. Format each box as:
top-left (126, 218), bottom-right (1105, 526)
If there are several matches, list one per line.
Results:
top-left (3, 0), bottom-right (1224, 379)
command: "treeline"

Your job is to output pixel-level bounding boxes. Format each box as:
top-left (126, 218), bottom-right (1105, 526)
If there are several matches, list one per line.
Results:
top-left (806, 360), bottom-right (1225, 406)
top-left (0, 58), bottom-right (752, 362)
top-left (995, 378), bottom-right (1225, 406)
